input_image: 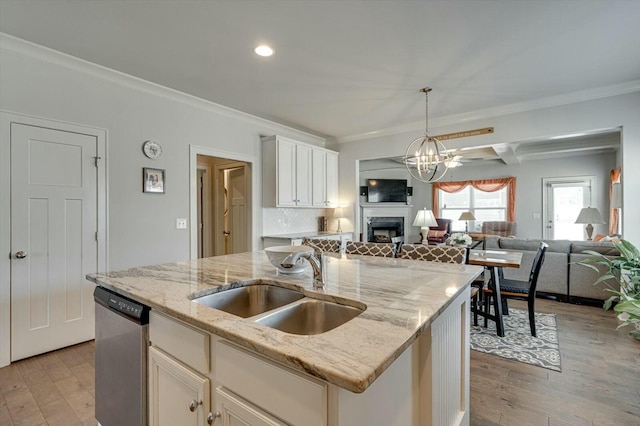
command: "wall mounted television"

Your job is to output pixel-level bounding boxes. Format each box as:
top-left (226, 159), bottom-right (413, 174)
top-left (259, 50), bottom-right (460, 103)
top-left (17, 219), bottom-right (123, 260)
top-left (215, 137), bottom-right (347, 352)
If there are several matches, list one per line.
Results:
top-left (367, 179), bottom-right (408, 203)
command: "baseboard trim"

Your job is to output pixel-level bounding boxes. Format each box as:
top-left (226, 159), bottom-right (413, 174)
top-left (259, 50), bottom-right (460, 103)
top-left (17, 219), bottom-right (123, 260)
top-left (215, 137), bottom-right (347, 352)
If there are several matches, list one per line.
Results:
top-left (536, 292), bottom-right (604, 307)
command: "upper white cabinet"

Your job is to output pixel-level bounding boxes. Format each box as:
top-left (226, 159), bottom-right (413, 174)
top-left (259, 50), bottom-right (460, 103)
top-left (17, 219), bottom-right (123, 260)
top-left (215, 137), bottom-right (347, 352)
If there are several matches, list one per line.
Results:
top-left (312, 149), bottom-right (339, 207)
top-left (263, 136), bottom-right (338, 208)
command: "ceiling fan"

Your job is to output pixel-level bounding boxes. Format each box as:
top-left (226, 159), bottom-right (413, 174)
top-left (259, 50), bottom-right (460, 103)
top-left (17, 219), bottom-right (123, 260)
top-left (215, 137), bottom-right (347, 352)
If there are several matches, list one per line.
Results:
top-left (444, 153), bottom-right (463, 168)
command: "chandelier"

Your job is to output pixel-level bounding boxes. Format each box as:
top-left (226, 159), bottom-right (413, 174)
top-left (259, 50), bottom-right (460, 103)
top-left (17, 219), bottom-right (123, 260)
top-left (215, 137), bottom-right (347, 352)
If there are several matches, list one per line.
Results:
top-left (403, 87), bottom-right (452, 182)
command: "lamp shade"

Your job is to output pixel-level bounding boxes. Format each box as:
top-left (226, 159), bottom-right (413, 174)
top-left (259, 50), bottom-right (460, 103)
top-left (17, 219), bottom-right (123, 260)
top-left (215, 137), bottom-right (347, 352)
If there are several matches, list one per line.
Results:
top-left (413, 208), bottom-right (437, 228)
top-left (333, 207), bottom-right (345, 218)
top-left (458, 211), bottom-right (476, 221)
top-left (575, 207), bottom-right (604, 224)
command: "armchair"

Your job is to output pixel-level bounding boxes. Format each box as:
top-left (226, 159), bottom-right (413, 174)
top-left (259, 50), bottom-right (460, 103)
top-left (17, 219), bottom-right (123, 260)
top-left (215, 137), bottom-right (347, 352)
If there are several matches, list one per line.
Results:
top-left (425, 218), bottom-right (452, 244)
top-left (481, 221), bottom-right (517, 237)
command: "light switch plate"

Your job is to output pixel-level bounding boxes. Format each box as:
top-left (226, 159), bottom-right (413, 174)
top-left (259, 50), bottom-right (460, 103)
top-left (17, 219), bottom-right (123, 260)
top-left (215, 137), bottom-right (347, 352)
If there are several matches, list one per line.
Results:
top-left (176, 218), bottom-right (187, 229)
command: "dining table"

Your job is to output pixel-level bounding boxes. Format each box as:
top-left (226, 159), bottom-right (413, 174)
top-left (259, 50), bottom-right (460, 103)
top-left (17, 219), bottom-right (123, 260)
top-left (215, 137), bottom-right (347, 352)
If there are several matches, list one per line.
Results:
top-left (467, 249), bottom-right (523, 337)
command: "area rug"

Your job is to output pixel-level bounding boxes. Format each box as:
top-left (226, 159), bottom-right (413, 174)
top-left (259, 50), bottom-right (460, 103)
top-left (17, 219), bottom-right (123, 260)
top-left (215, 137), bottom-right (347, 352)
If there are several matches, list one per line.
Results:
top-left (470, 308), bottom-right (562, 372)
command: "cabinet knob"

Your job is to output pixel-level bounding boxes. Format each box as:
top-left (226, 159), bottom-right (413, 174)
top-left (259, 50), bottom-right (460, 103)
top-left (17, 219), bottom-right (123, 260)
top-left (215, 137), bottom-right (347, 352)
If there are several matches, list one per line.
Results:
top-left (14, 251), bottom-right (28, 259)
top-left (188, 399), bottom-right (202, 412)
top-left (207, 411), bottom-right (221, 424)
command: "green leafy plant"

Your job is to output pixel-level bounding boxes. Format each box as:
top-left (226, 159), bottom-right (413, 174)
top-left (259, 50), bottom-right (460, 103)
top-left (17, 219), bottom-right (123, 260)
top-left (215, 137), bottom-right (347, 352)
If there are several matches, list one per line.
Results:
top-left (578, 239), bottom-right (640, 339)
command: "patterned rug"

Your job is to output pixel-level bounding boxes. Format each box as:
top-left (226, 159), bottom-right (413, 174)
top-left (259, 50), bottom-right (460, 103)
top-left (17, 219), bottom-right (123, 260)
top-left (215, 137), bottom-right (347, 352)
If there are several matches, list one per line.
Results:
top-left (470, 308), bottom-right (562, 371)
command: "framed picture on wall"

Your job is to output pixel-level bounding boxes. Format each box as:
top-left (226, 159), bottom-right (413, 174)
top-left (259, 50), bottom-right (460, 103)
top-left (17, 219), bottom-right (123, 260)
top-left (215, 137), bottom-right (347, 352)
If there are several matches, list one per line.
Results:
top-left (143, 167), bottom-right (165, 194)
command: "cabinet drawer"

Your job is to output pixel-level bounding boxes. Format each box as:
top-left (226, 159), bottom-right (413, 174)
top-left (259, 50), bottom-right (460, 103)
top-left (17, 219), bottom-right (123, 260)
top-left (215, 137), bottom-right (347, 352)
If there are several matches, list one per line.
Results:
top-left (216, 341), bottom-right (327, 426)
top-left (150, 311), bottom-right (209, 374)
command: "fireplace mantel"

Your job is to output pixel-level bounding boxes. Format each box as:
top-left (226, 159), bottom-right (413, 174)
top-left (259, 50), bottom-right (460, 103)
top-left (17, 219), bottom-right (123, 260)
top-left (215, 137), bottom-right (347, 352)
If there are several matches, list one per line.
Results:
top-left (360, 203), bottom-right (413, 208)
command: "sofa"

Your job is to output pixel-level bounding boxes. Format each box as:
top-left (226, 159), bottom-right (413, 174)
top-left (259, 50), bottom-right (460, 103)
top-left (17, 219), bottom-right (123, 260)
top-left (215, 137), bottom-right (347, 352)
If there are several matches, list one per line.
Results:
top-left (483, 236), bottom-right (620, 303)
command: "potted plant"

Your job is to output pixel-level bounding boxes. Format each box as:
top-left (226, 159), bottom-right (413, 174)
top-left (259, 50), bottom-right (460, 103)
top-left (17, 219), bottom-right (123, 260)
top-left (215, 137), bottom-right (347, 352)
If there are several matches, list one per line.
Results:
top-left (578, 239), bottom-right (640, 339)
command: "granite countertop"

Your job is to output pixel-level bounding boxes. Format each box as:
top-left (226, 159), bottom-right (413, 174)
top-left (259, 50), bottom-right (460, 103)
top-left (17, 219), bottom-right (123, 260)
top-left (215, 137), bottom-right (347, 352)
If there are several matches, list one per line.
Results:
top-left (87, 252), bottom-right (481, 393)
top-left (262, 231), bottom-right (351, 239)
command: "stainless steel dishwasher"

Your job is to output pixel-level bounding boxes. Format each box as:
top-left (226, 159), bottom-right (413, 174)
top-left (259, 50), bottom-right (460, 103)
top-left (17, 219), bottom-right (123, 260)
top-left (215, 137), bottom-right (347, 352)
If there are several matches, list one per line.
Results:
top-left (94, 286), bottom-right (150, 426)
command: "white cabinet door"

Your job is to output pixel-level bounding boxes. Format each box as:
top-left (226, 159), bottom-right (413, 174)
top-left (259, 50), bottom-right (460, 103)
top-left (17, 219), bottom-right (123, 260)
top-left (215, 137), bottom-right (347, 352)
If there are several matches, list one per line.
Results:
top-left (312, 149), bottom-right (327, 207)
top-left (325, 151), bottom-right (339, 207)
top-left (217, 387), bottom-right (287, 426)
top-left (276, 138), bottom-right (297, 207)
top-left (295, 143), bottom-right (313, 206)
top-left (312, 149), bottom-right (339, 208)
top-left (149, 346), bottom-right (211, 426)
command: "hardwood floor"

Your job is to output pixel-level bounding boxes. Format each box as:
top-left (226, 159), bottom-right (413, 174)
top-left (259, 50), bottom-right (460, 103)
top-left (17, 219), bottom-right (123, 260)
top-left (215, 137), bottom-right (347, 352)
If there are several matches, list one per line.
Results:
top-left (0, 299), bottom-right (638, 425)
top-left (471, 298), bottom-right (640, 426)
top-left (0, 341), bottom-right (96, 426)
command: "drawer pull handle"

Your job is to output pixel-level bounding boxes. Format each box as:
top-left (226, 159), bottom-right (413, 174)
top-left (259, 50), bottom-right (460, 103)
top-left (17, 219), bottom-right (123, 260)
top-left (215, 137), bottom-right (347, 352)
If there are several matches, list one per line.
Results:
top-left (207, 411), bottom-right (221, 424)
top-left (188, 399), bottom-right (202, 412)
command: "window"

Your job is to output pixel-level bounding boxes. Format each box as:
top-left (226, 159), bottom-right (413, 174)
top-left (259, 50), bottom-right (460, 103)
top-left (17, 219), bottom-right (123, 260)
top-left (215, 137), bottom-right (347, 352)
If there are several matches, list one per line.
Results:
top-left (439, 187), bottom-right (507, 232)
top-left (432, 177), bottom-right (516, 233)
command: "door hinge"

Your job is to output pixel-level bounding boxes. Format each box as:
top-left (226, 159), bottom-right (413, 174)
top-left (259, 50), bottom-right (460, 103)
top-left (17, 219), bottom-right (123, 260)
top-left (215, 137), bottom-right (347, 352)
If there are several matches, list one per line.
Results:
top-left (93, 156), bottom-right (102, 167)
top-left (95, 231), bottom-right (98, 241)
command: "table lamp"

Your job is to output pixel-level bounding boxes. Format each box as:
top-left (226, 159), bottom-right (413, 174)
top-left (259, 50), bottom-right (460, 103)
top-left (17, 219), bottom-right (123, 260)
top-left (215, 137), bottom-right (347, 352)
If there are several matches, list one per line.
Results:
top-left (575, 207), bottom-right (604, 241)
top-left (413, 208), bottom-right (437, 244)
top-left (333, 207), bottom-right (345, 233)
top-left (458, 211), bottom-right (476, 233)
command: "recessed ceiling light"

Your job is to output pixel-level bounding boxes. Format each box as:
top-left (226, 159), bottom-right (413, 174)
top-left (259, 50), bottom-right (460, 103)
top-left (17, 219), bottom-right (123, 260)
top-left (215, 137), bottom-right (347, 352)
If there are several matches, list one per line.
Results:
top-left (254, 45), bottom-right (274, 57)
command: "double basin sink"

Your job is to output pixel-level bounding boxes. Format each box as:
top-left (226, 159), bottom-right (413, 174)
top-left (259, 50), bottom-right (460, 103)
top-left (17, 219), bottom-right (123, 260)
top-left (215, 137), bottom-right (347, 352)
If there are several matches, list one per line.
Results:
top-left (192, 283), bottom-right (364, 335)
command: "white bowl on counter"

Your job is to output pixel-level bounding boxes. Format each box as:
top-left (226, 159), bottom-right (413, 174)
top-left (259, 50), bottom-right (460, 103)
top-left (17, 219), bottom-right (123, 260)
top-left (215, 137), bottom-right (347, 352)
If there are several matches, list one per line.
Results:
top-left (265, 245), bottom-right (314, 274)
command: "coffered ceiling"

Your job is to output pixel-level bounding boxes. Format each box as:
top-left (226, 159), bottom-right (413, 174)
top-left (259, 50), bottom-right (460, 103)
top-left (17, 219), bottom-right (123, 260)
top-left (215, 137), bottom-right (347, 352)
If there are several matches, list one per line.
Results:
top-left (1, 0), bottom-right (639, 147)
top-left (372, 130), bottom-right (621, 169)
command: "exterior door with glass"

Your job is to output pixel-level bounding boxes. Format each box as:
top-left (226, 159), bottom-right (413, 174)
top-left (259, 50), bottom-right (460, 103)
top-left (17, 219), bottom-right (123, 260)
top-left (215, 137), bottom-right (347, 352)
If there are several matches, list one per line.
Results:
top-left (544, 177), bottom-right (595, 240)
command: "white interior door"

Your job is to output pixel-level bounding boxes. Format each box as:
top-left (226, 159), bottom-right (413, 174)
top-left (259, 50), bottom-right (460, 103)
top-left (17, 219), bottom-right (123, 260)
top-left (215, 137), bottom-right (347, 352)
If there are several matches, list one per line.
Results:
top-left (11, 123), bottom-right (98, 361)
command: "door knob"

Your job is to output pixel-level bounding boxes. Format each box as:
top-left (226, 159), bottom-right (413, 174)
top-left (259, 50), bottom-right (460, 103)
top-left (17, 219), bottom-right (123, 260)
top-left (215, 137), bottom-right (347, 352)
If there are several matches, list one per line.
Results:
top-left (14, 251), bottom-right (27, 259)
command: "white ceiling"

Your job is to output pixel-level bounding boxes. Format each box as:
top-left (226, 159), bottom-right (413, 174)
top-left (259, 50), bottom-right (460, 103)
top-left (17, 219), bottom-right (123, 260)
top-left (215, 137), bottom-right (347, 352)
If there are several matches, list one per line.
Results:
top-left (1, 0), bottom-right (639, 144)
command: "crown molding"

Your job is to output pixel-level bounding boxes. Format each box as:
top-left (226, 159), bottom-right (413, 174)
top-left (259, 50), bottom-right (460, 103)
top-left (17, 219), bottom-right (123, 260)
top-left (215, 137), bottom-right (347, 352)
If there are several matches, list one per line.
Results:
top-left (0, 33), bottom-right (326, 145)
top-left (337, 80), bottom-right (640, 144)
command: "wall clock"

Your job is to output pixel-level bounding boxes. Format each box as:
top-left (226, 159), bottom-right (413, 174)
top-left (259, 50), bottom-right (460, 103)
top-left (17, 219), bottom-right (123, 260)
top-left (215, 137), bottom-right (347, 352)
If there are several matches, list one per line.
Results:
top-left (142, 140), bottom-right (162, 159)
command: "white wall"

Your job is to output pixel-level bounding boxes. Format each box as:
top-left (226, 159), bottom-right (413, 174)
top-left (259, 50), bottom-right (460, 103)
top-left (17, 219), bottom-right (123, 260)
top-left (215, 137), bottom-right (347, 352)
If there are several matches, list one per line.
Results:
top-left (339, 92), bottom-right (640, 244)
top-left (0, 35), bottom-right (325, 271)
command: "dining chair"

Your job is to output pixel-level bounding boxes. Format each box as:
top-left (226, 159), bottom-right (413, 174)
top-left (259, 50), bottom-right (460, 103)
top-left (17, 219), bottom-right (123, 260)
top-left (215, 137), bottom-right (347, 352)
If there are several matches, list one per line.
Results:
top-left (345, 241), bottom-right (396, 258)
top-left (465, 247), bottom-right (487, 326)
top-left (400, 244), bottom-right (466, 264)
top-left (301, 237), bottom-right (342, 257)
top-left (482, 241), bottom-right (548, 337)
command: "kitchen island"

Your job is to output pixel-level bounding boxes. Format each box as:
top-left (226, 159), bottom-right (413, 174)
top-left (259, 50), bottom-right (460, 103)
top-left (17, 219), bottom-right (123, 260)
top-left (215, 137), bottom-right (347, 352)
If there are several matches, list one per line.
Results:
top-left (88, 251), bottom-right (482, 426)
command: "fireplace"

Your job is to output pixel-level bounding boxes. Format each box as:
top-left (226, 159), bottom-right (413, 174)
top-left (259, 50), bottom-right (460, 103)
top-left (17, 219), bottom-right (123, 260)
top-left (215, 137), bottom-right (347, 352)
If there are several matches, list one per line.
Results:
top-left (367, 217), bottom-right (404, 243)
top-left (360, 204), bottom-right (412, 244)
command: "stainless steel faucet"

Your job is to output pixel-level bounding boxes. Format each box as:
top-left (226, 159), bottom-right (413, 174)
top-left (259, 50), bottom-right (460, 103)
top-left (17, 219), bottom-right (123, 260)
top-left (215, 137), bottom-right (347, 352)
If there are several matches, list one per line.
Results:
top-left (281, 251), bottom-right (325, 289)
